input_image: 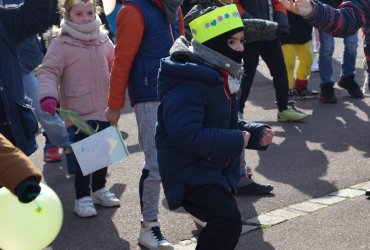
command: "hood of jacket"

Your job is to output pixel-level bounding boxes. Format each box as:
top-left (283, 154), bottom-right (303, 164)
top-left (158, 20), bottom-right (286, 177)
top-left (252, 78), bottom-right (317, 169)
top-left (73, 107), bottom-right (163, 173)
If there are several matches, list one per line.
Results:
top-left (157, 36), bottom-right (224, 101)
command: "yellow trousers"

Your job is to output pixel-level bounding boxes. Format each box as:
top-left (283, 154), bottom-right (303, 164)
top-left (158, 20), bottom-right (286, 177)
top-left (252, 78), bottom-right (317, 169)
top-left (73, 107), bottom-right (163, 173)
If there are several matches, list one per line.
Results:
top-left (282, 41), bottom-right (313, 89)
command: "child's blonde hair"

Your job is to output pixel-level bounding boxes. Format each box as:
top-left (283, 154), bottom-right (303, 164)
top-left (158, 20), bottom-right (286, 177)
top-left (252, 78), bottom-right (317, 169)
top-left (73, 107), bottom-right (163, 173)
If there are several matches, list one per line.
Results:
top-left (59, 0), bottom-right (101, 17)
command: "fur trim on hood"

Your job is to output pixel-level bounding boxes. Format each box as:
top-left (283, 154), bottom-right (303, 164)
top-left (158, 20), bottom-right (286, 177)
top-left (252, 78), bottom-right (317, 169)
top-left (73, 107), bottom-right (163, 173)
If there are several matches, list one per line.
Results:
top-left (41, 22), bottom-right (109, 50)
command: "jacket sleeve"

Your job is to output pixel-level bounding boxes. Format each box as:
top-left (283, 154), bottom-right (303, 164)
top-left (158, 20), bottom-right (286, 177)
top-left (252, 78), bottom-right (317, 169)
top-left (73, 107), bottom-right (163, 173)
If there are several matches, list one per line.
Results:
top-left (304, 0), bottom-right (365, 37)
top-left (37, 38), bottom-right (64, 102)
top-left (108, 4), bottom-right (144, 110)
top-left (162, 83), bottom-right (244, 159)
top-left (238, 119), bottom-right (270, 151)
top-left (0, 0), bottom-right (51, 42)
top-left (0, 134), bottom-right (42, 195)
top-left (273, 0), bottom-right (289, 32)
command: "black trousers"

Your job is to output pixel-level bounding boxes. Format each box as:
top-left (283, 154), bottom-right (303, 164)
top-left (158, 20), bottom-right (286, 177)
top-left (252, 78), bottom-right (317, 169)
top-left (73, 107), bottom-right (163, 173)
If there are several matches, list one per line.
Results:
top-left (239, 38), bottom-right (289, 113)
top-left (182, 183), bottom-right (242, 250)
top-left (68, 120), bottom-right (110, 199)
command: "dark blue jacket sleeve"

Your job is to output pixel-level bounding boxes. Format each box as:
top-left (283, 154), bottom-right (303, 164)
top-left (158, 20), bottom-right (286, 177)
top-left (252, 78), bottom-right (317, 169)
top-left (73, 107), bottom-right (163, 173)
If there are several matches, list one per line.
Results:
top-left (238, 119), bottom-right (270, 151)
top-left (0, 0), bottom-right (51, 42)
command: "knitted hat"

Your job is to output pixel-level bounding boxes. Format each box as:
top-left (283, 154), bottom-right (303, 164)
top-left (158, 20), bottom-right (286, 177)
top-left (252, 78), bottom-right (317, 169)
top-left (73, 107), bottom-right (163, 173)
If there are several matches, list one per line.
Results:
top-left (189, 4), bottom-right (244, 44)
top-left (189, 4), bottom-right (244, 62)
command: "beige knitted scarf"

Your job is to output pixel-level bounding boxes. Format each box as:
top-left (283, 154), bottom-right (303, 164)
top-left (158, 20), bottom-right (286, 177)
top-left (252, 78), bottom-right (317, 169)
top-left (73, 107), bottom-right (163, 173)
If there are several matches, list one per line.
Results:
top-left (61, 15), bottom-right (102, 41)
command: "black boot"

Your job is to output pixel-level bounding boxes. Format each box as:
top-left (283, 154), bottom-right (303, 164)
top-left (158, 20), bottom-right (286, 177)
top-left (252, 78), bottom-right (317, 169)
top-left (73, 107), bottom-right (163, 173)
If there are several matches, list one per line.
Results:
top-left (337, 75), bottom-right (364, 98)
top-left (236, 176), bottom-right (273, 195)
top-left (319, 83), bottom-right (337, 103)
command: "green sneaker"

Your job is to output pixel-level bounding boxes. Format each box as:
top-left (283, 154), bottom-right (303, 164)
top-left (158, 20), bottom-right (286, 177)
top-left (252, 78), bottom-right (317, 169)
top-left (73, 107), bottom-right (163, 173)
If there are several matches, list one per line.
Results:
top-left (277, 105), bottom-right (306, 122)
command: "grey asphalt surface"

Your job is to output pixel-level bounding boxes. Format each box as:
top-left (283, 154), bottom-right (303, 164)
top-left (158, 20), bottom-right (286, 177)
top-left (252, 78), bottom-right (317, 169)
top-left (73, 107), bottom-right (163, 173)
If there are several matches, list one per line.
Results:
top-left (28, 35), bottom-right (370, 250)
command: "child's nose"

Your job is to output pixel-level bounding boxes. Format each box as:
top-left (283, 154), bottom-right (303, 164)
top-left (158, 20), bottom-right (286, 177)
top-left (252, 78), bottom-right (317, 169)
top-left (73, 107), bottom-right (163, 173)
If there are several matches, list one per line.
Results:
top-left (237, 42), bottom-right (244, 52)
top-left (83, 15), bottom-right (91, 22)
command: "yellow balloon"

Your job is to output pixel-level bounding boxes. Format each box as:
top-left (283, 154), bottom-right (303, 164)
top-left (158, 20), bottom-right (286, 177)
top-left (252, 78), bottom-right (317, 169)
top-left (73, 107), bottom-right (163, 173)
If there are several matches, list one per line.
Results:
top-left (0, 183), bottom-right (63, 250)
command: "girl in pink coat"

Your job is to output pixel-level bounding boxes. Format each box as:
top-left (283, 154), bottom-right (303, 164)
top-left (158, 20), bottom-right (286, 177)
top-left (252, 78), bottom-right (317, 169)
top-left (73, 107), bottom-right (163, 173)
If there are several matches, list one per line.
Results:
top-left (38, 0), bottom-right (119, 218)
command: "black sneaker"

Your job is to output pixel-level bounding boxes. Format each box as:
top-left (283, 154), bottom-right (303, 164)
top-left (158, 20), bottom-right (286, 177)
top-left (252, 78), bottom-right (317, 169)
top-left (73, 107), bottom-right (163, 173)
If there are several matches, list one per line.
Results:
top-left (337, 75), bottom-right (364, 98)
top-left (292, 88), bottom-right (319, 100)
top-left (319, 84), bottom-right (337, 103)
top-left (237, 182), bottom-right (274, 195)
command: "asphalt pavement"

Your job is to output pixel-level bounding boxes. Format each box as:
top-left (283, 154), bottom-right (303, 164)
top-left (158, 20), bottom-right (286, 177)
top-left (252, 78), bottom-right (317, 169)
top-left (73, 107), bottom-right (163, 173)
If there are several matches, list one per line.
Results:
top-left (27, 34), bottom-right (370, 250)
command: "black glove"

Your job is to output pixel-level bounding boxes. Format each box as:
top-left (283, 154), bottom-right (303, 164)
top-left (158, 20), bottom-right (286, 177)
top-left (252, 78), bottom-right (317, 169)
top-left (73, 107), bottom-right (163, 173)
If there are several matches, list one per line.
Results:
top-left (243, 19), bottom-right (278, 44)
top-left (15, 177), bottom-right (41, 203)
top-left (276, 25), bottom-right (290, 38)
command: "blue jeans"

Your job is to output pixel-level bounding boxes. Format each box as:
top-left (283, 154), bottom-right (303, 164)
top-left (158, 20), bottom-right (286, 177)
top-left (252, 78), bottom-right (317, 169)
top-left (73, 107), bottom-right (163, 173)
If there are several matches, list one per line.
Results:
top-left (319, 31), bottom-right (358, 85)
top-left (22, 71), bottom-right (55, 151)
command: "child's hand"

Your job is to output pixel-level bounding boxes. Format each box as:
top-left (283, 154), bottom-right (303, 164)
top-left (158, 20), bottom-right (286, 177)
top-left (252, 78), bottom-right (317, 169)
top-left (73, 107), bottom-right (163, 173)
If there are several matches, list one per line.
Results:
top-left (105, 107), bottom-right (121, 126)
top-left (259, 128), bottom-right (274, 147)
top-left (40, 97), bottom-right (57, 116)
top-left (242, 131), bottom-right (251, 148)
top-left (279, 0), bottom-right (314, 17)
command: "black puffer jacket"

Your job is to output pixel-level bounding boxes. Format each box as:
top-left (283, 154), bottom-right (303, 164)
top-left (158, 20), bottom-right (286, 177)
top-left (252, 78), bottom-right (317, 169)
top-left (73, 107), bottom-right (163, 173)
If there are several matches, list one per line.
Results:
top-left (237, 0), bottom-right (289, 40)
top-left (280, 12), bottom-right (312, 45)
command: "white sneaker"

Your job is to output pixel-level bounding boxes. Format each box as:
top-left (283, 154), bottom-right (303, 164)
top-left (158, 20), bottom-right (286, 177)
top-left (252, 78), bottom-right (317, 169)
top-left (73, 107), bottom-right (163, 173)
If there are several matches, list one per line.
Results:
top-left (74, 196), bottom-right (97, 218)
top-left (138, 221), bottom-right (174, 250)
top-left (311, 59), bottom-right (319, 72)
top-left (91, 187), bottom-right (120, 207)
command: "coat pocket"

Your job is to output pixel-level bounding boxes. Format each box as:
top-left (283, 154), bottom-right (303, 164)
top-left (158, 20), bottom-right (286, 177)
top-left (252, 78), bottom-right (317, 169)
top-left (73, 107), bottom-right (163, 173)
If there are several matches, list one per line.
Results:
top-left (64, 85), bottom-right (94, 115)
top-left (16, 97), bottom-right (38, 139)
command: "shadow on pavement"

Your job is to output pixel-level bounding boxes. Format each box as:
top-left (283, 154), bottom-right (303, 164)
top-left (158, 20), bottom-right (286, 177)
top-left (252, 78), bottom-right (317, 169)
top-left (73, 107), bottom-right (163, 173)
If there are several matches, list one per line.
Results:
top-left (42, 160), bottom-right (130, 249)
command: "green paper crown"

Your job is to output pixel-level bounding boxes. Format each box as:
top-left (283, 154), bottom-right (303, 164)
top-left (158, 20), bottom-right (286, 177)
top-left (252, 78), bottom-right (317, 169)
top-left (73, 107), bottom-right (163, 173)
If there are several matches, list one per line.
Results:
top-left (189, 4), bottom-right (244, 44)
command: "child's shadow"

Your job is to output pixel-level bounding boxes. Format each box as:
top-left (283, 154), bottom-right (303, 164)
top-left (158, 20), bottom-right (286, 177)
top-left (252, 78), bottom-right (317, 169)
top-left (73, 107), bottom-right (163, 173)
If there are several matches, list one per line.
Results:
top-left (42, 163), bottom-right (130, 249)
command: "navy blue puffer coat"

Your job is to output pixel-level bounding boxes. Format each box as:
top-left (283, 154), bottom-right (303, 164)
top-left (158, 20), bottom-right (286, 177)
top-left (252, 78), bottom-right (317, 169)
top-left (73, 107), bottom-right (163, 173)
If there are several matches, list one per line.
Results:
top-left (155, 51), bottom-right (269, 210)
top-left (0, 0), bottom-right (51, 155)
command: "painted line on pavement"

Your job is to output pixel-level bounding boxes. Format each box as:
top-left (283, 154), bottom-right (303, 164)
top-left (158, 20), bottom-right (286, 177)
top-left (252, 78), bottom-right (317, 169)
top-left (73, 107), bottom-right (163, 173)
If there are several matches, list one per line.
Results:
top-left (173, 180), bottom-right (370, 249)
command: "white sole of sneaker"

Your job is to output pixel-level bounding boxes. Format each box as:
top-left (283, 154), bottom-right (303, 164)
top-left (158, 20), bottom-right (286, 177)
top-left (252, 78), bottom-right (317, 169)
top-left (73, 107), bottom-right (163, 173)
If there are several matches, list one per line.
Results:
top-left (292, 95), bottom-right (318, 100)
top-left (74, 210), bottom-right (97, 218)
top-left (277, 116), bottom-right (305, 122)
top-left (91, 198), bottom-right (120, 207)
top-left (138, 241), bottom-right (174, 250)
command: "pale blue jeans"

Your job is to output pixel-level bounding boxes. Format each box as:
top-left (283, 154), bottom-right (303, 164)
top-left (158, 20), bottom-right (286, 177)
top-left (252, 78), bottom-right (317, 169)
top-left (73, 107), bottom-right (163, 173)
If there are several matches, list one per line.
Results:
top-left (319, 31), bottom-right (358, 85)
